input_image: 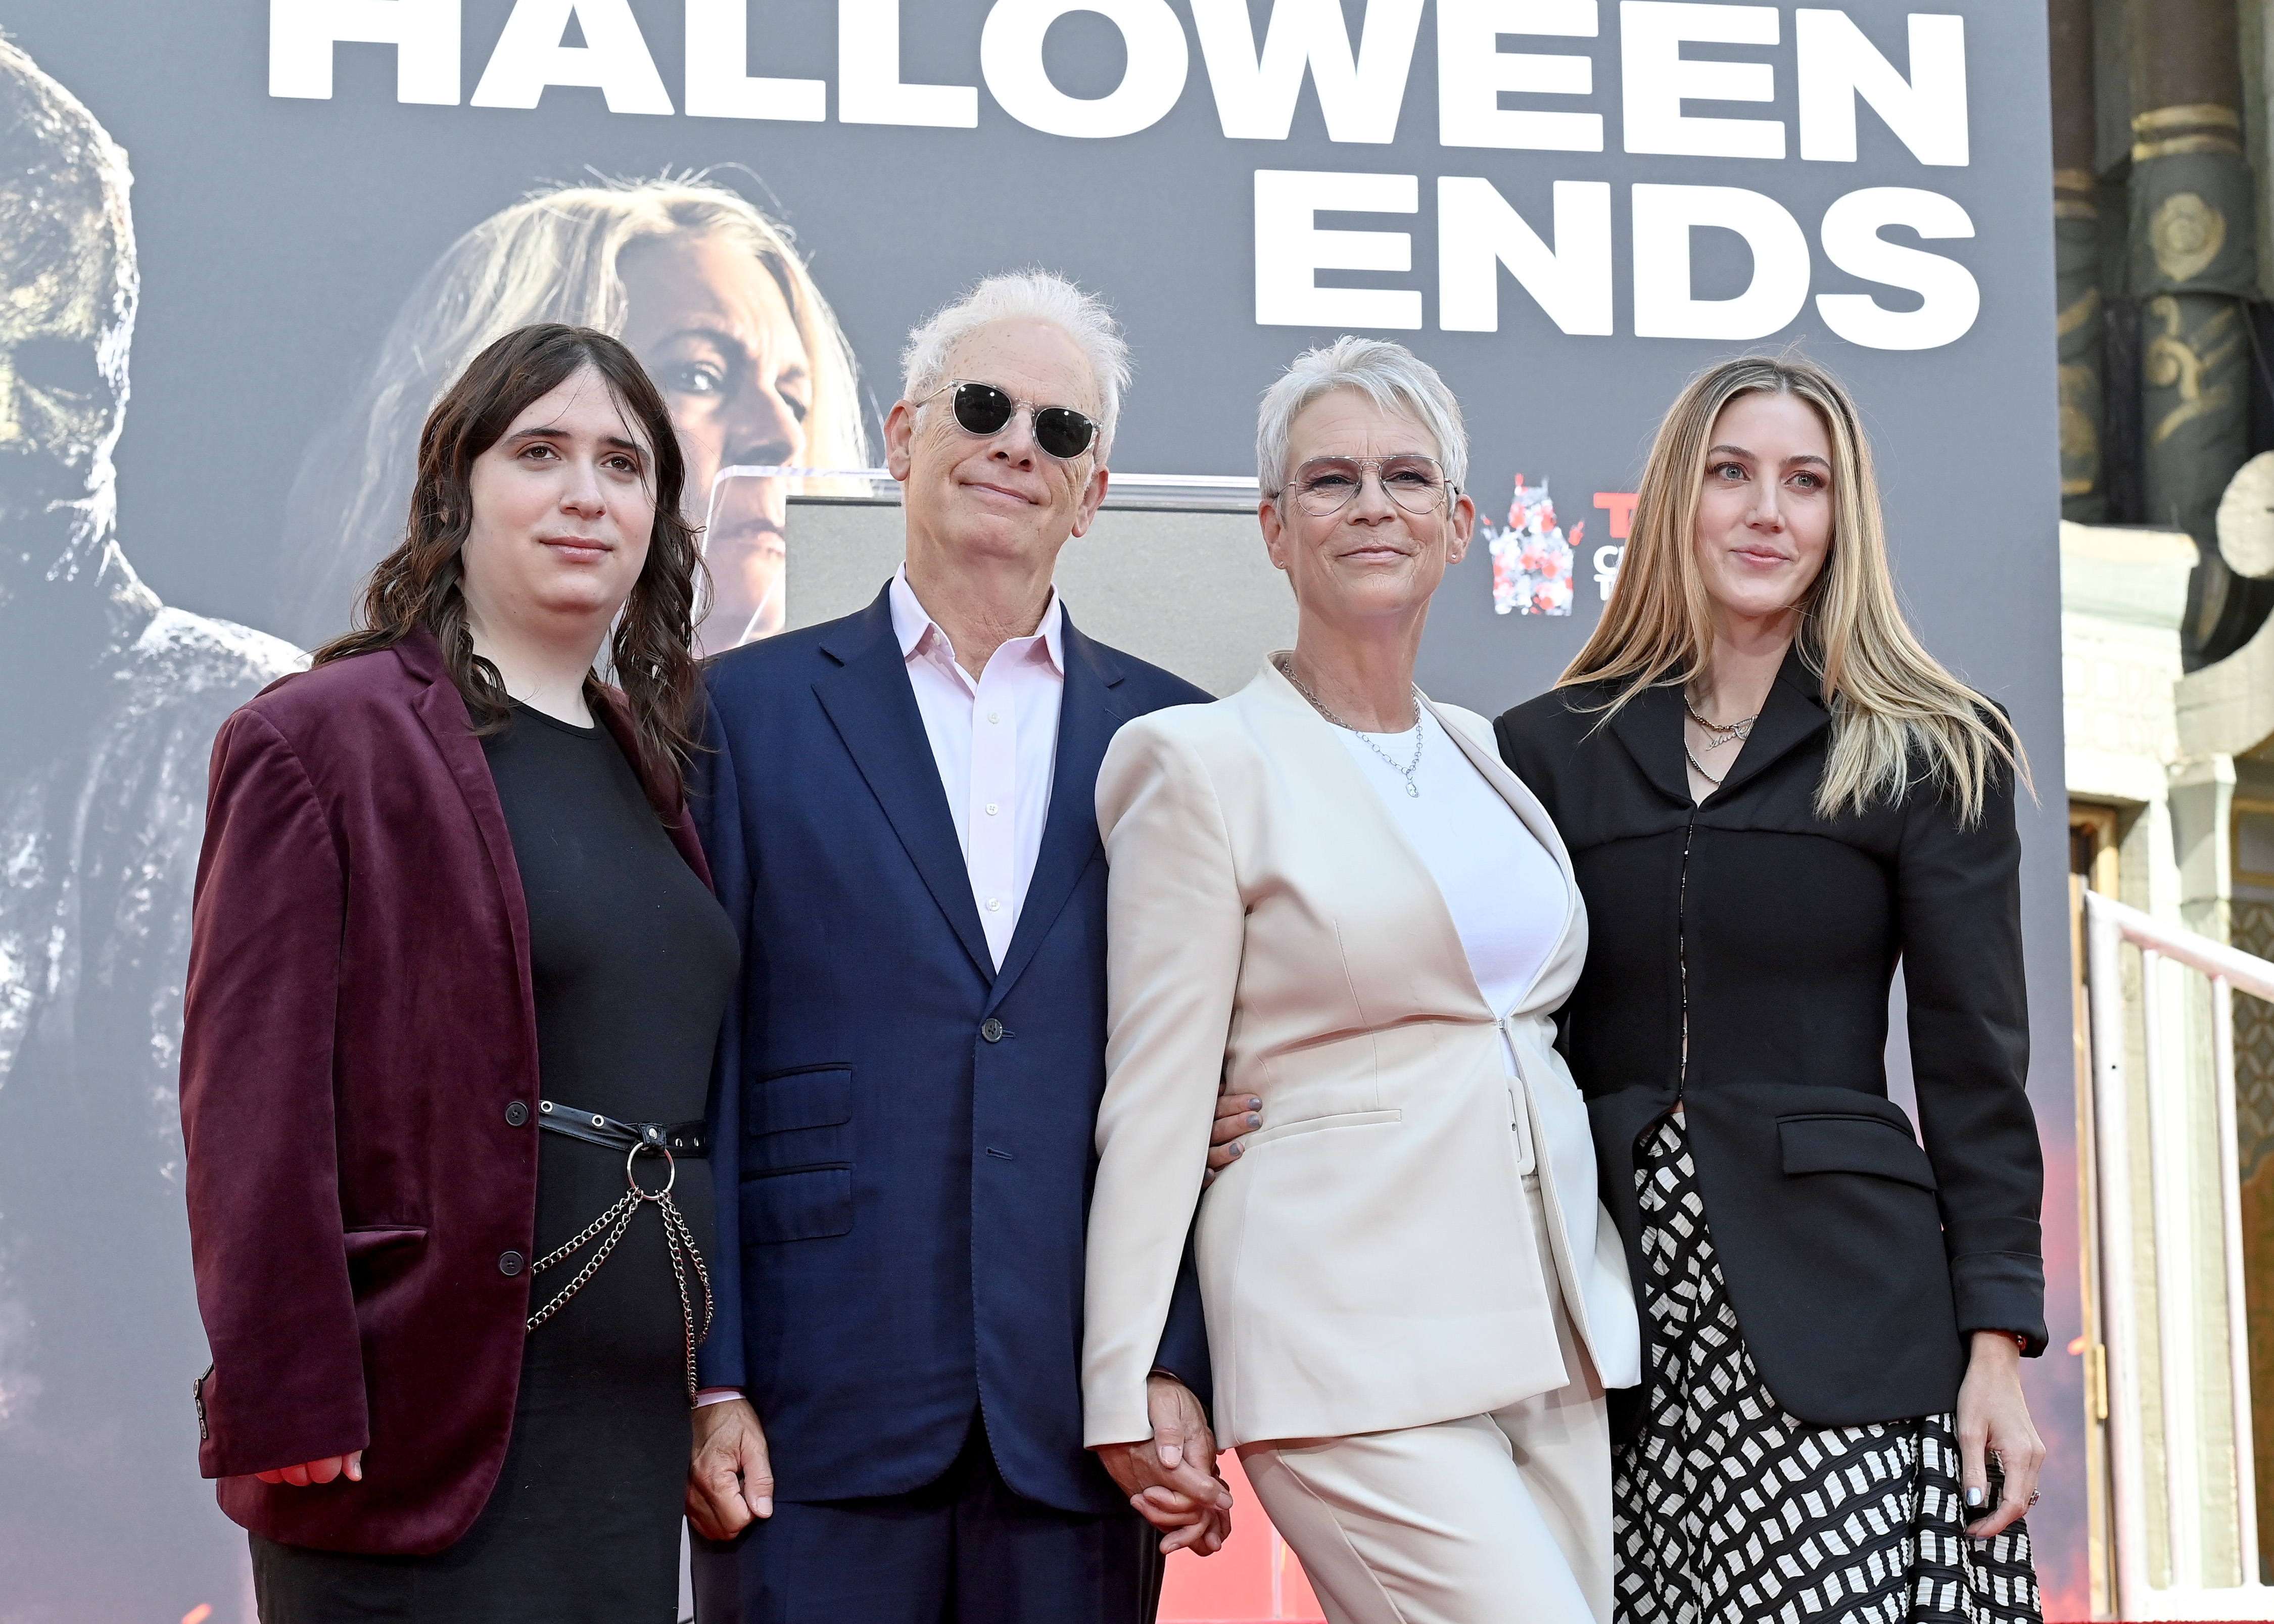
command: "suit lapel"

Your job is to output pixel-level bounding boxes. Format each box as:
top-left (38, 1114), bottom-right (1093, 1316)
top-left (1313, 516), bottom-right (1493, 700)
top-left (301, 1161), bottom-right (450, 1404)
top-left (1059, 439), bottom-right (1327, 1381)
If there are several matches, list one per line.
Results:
top-left (1712, 644), bottom-right (1831, 800)
top-left (593, 687), bottom-right (713, 886)
top-left (1252, 660), bottom-right (1491, 1021)
top-left (810, 591), bottom-right (997, 985)
top-left (1605, 682), bottom-right (1693, 806)
top-left (395, 633), bottom-right (536, 1016)
top-left (986, 614), bottom-right (1122, 1008)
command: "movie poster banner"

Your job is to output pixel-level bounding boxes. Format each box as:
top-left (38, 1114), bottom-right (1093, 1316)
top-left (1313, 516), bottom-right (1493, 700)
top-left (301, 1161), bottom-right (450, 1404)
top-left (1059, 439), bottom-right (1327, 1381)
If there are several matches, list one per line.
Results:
top-left (0, 2), bottom-right (2070, 1618)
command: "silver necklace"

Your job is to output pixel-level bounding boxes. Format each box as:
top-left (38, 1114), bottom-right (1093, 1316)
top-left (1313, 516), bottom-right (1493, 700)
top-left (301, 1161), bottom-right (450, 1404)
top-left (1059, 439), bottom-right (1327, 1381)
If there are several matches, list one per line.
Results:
top-left (1683, 745), bottom-right (1725, 787)
top-left (1277, 655), bottom-right (1425, 797)
top-left (1683, 691), bottom-right (1758, 752)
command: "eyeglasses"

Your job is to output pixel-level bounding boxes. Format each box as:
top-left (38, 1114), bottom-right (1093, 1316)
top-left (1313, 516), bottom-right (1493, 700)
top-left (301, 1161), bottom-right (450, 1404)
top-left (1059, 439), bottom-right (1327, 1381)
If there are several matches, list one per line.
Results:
top-left (924, 380), bottom-right (1100, 461)
top-left (1280, 455), bottom-right (1453, 518)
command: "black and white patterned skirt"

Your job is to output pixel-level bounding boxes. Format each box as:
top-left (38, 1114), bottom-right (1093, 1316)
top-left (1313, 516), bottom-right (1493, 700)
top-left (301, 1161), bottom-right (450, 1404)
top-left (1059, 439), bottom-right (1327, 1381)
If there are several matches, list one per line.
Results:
top-left (1613, 1117), bottom-right (2041, 1624)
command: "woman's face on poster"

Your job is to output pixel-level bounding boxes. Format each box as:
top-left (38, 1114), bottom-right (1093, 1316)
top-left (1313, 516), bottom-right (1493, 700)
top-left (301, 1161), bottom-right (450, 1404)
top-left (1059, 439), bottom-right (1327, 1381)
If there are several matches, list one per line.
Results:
top-left (617, 229), bottom-right (812, 655)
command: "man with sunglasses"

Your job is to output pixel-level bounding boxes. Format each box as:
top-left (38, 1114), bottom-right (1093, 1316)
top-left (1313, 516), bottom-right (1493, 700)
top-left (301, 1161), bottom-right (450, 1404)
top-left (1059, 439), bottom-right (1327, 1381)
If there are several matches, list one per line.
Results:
top-left (687, 272), bottom-right (1225, 1623)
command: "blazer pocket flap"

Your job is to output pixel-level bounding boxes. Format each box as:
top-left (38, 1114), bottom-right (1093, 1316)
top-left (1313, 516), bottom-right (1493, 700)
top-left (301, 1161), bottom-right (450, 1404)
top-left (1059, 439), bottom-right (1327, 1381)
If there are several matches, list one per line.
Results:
top-left (1778, 1115), bottom-right (1938, 1191)
top-left (1247, 1108), bottom-right (1402, 1149)
top-left (343, 1225), bottom-right (429, 1295)
top-left (743, 1167), bottom-right (854, 1245)
top-left (750, 1067), bottom-right (852, 1135)
top-left (342, 1225), bottom-right (429, 1261)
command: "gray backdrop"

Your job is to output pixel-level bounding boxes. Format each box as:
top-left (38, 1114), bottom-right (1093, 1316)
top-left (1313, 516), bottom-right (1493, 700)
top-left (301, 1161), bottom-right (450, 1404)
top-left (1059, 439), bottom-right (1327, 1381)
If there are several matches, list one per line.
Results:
top-left (0, 4), bottom-right (2074, 1619)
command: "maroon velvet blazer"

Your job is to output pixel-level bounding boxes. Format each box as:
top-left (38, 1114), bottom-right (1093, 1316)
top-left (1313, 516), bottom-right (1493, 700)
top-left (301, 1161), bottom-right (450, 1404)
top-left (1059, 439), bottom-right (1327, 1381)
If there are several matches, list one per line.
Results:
top-left (179, 630), bottom-right (709, 1555)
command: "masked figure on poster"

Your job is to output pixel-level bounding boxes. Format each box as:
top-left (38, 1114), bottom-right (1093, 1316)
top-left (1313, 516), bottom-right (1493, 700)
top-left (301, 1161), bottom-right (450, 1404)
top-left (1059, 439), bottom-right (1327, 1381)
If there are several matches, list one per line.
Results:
top-left (281, 176), bottom-right (868, 657)
top-left (0, 38), bottom-right (304, 1622)
top-left (1488, 474), bottom-right (1580, 617)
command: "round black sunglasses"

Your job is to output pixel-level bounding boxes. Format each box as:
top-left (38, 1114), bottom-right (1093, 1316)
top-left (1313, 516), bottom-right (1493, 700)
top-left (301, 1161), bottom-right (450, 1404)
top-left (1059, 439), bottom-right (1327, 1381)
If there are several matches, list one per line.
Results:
top-left (925, 380), bottom-right (1099, 462)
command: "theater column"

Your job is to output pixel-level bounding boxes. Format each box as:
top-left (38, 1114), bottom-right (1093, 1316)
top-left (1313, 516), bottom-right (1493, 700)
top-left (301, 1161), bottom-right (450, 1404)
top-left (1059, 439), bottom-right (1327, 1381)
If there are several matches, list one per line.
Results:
top-left (2052, 0), bottom-right (2107, 522)
top-left (2131, 0), bottom-right (2266, 665)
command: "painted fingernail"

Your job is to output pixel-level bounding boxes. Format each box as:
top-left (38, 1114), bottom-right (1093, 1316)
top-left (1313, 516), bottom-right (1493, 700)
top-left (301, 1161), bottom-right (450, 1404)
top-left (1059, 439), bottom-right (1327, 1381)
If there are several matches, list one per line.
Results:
top-left (1229, 1143), bottom-right (1243, 1156)
top-left (1964, 1486), bottom-right (1985, 1507)
top-left (1247, 1114), bottom-right (1260, 1128)
top-left (1248, 1098), bottom-right (1261, 1109)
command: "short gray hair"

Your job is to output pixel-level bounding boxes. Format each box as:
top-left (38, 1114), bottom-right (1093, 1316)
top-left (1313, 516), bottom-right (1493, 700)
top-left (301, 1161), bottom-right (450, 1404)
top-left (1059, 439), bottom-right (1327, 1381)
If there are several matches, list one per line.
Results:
top-left (900, 270), bottom-right (1131, 460)
top-left (1256, 337), bottom-right (1468, 498)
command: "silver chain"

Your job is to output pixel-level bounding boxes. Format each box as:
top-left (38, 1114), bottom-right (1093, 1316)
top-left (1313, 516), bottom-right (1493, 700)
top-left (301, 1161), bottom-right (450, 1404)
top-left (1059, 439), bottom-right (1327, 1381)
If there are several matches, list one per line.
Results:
top-left (1683, 691), bottom-right (1757, 753)
top-left (525, 1151), bottom-right (714, 1404)
top-left (1275, 654), bottom-right (1425, 797)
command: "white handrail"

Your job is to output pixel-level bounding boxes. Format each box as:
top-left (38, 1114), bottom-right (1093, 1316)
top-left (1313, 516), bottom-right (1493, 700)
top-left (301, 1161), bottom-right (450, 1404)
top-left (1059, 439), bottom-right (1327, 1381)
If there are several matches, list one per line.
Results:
top-left (2088, 897), bottom-right (2152, 1609)
top-left (2089, 891), bottom-right (2274, 1000)
top-left (2083, 889), bottom-right (2273, 1617)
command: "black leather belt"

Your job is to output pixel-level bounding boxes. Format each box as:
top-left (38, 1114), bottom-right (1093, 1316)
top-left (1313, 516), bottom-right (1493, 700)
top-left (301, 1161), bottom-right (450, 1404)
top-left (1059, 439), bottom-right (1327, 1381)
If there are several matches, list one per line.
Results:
top-left (526, 1097), bottom-right (715, 1402)
top-left (536, 1099), bottom-right (709, 1157)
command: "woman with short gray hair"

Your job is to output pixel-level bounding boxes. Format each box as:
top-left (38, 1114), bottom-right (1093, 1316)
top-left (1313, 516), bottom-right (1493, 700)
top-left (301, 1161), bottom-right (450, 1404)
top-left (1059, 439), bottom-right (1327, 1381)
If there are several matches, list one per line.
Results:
top-left (1081, 337), bottom-right (1638, 1624)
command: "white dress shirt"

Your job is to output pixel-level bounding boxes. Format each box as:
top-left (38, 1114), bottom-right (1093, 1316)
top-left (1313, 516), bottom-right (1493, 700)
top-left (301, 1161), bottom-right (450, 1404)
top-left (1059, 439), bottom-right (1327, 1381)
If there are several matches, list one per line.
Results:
top-left (889, 566), bottom-right (1065, 969)
top-left (1339, 709), bottom-right (1572, 1171)
top-left (1337, 712), bottom-right (1568, 1017)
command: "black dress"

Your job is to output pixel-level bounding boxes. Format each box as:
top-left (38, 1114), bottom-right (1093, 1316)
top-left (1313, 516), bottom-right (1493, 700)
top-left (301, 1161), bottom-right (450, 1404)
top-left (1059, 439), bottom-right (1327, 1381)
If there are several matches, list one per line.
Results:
top-left (1495, 650), bottom-right (2043, 1623)
top-left (251, 704), bottom-right (738, 1623)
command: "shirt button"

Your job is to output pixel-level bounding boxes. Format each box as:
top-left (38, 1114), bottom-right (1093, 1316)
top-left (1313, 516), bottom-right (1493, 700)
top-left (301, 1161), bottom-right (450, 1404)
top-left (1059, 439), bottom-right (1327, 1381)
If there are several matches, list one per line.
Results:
top-left (498, 1250), bottom-right (525, 1277)
top-left (981, 1018), bottom-right (1005, 1043)
top-left (987, 897), bottom-right (1002, 912)
top-left (988, 711), bottom-right (1001, 724)
top-left (504, 1100), bottom-right (530, 1127)
top-left (985, 803), bottom-right (999, 816)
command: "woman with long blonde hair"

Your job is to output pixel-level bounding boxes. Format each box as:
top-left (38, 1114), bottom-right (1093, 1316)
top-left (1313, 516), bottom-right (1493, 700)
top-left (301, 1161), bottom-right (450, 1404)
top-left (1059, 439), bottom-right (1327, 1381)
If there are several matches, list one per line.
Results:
top-left (1493, 353), bottom-right (2045, 1622)
top-left (281, 174), bottom-right (868, 655)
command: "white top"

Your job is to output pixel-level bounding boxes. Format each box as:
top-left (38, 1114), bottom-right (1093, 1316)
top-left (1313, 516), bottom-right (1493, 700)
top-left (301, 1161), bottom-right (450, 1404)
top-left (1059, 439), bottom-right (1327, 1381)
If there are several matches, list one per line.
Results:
top-left (889, 566), bottom-right (1064, 969)
top-left (1337, 708), bottom-right (1568, 1018)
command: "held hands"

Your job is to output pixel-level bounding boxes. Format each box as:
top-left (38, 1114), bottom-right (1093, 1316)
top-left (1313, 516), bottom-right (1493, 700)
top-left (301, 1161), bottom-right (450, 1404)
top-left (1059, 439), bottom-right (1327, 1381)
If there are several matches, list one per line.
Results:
top-left (687, 1397), bottom-right (775, 1541)
top-left (1954, 1330), bottom-right (2045, 1539)
top-left (1094, 1374), bottom-right (1234, 1556)
top-left (255, 1451), bottom-right (363, 1487)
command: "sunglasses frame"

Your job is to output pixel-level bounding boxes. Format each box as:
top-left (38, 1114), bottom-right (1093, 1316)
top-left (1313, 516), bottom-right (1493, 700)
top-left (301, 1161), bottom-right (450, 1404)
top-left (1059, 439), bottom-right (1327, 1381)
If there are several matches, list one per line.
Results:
top-left (923, 379), bottom-right (1101, 462)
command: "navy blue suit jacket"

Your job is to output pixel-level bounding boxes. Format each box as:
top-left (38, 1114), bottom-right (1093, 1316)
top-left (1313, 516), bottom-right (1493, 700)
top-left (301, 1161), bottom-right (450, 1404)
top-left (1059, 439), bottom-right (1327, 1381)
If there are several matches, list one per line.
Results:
top-left (693, 586), bottom-right (1214, 1515)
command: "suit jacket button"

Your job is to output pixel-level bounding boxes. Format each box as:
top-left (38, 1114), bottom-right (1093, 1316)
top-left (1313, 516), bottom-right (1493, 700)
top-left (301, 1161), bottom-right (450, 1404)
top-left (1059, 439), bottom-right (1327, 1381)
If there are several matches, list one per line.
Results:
top-left (504, 1100), bottom-right (530, 1127)
top-left (498, 1250), bottom-right (525, 1276)
top-left (980, 1018), bottom-right (1004, 1043)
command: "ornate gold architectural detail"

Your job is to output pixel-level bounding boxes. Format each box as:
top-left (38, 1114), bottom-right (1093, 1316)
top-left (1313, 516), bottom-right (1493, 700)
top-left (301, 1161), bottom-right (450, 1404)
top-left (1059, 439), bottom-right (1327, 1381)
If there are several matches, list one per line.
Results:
top-left (2144, 296), bottom-right (2240, 447)
top-left (2135, 133), bottom-right (2245, 160)
top-left (2059, 363), bottom-right (2103, 495)
top-left (2133, 103), bottom-right (2244, 134)
top-left (2132, 104), bottom-right (2246, 163)
top-left (2150, 193), bottom-right (2228, 284)
top-left (2058, 286), bottom-right (2104, 338)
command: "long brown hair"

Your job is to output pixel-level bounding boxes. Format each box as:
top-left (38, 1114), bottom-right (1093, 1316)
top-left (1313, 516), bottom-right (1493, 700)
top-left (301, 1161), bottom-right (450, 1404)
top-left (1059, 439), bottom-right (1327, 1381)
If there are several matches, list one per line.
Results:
top-left (313, 324), bottom-right (705, 789)
top-left (1561, 353), bottom-right (2025, 824)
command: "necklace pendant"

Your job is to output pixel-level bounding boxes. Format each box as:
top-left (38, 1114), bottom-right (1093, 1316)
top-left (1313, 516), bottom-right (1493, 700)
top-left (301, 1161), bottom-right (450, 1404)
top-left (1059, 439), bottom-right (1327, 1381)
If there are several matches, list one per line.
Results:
top-left (1405, 781), bottom-right (1420, 797)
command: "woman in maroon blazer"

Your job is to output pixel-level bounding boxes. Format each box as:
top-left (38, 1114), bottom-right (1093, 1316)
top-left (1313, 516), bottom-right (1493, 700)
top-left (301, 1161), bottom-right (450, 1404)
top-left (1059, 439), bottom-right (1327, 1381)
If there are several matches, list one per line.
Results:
top-left (181, 323), bottom-right (737, 1621)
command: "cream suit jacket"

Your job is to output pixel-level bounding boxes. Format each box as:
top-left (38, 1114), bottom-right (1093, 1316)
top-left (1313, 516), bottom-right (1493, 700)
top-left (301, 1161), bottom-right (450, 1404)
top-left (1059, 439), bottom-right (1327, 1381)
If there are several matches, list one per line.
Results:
top-left (1082, 660), bottom-right (1641, 1450)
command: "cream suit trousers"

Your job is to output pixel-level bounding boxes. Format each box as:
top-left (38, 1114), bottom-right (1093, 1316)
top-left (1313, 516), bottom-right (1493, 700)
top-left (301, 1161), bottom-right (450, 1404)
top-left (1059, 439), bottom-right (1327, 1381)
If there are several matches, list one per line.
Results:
top-left (1239, 1176), bottom-right (1610, 1624)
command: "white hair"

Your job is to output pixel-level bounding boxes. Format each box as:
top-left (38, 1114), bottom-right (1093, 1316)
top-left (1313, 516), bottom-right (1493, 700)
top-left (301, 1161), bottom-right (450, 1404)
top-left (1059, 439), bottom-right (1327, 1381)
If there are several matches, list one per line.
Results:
top-left (1256, 337), bottom-right (1468, 498)
top-left (899, 270), bottom-right (1131, 460)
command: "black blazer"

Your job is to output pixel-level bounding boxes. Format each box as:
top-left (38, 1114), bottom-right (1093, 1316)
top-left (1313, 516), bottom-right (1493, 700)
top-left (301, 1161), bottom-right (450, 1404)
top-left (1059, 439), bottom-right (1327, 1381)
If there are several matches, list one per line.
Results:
top-left (1494, 647), bottom-right (2044, 1429)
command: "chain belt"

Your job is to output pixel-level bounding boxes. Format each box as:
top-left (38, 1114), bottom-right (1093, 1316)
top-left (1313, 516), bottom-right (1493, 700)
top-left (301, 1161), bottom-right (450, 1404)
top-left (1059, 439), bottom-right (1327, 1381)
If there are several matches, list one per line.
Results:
top-left (526, 1099), bottom-right (714, 1404)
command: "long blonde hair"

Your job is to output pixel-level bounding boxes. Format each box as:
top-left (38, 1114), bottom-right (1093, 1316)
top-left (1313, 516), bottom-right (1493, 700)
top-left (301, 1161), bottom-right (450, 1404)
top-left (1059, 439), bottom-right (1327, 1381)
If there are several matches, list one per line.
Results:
top-left (1561, 354), bottom-right (2024, 824)
top-left (279, 173), bottom-right (868, 646)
